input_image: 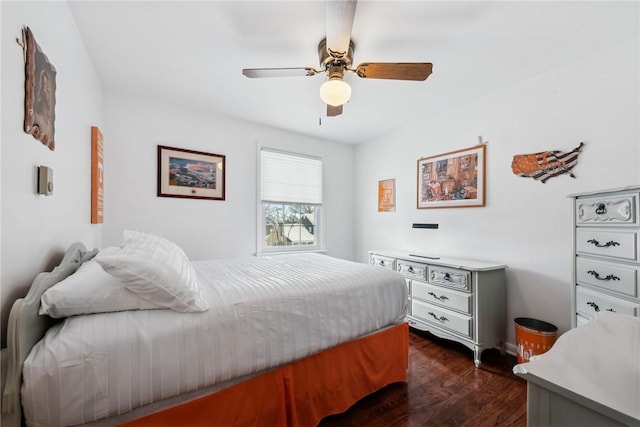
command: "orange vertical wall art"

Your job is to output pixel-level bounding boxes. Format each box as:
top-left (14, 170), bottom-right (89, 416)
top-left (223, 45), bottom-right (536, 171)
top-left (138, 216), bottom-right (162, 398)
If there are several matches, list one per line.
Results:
top-left (378, 179), bottom-right (395, 212)
top-left (91, 126), bottom-right (104, 224)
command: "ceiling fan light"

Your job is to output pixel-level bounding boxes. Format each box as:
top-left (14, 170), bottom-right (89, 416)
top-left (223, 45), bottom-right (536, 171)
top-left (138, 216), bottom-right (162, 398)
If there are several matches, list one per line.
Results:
top-left (319, 78), bottom-right (351, 107)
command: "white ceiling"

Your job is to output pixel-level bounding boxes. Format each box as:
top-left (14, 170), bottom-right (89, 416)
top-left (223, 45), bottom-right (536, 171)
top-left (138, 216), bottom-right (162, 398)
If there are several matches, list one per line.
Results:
top-left (67, 1), bottom-right (638, 145)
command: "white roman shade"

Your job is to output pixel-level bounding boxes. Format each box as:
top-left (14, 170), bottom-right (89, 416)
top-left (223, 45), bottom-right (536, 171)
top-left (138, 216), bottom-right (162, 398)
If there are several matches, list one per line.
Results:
top-left (261, 149), bottom-right (322, 204)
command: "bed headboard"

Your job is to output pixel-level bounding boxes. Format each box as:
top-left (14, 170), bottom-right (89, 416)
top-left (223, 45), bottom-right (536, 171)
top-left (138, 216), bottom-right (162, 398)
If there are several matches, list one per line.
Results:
top-left (0, 242), bottom-right (97, 425)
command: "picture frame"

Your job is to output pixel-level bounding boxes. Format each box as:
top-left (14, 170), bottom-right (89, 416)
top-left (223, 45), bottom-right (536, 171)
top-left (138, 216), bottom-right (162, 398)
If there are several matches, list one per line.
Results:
top-left (157, 145), bottom-right (226, 200)
top-left (91, 126), bottom-right (104, 223)
top-left (417, 144), bottom-right (485, 209)
top-left (378, 178), bottom-right (396, 212)
top-left (22, 26), bottom-right (57, 150)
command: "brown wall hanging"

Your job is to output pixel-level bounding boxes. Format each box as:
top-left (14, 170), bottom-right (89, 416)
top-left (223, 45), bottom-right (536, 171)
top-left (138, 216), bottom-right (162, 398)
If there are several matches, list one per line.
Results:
top-left (21, 26), bottom-right (57, 150)
top-left (512, 142), bottom-right (584, 183)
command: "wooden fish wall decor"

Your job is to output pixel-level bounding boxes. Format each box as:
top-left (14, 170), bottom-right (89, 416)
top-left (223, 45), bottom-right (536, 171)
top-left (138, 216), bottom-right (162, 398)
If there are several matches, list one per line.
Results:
top-left (511, 142), bottom-right (584, 183)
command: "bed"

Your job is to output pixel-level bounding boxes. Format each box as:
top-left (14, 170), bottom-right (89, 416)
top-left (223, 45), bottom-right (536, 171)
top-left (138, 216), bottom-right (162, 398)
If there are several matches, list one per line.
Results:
top-left (513, 311), bottom-right (640, 427)
top-left (1, 233), bottom-right (409, 427)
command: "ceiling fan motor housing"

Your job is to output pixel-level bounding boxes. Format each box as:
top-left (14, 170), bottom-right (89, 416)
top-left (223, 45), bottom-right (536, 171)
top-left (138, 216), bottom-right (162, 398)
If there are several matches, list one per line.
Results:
top-left (318, 38), bottom-right (354, 71)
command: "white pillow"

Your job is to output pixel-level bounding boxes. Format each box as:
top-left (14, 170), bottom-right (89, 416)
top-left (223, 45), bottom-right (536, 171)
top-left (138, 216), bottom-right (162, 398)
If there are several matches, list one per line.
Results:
top-left (95, 231), bottom-right (208, 312)
top-left (40, 247), bottom-right (162, 318)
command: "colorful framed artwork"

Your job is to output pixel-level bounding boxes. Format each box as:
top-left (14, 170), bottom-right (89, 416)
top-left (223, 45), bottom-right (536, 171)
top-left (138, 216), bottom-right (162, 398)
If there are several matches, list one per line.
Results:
top-left (91, 126), bottom-right (104, 223)
top-left (157, 145), bottom-right (226, 200)
top-left (378, 179), bottom-right (396, 212)
top-left (22, 27), bottom-right (57, 150)
top-left (417, 144), bottom-right (486, 209)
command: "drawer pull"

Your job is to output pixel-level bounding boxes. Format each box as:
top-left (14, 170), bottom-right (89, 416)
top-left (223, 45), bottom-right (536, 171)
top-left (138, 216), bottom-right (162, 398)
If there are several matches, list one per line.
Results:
top-left (408, 266), bottom-right (414, 273)
top-left (427, 291), bottom-right (449, 302)
top-left (586, 301), bottom-right (600, 312)
top-left (586, 301), bottom-right (617, 313)
top-left (427, 312), bottom-right (449, 323)
top-left (587, 270), bottom-right (621, 281)
top-left (595, 203), bottom-right (607, 215)
top-left (587, 239), bottom-right (620, 248)
top-left (379, 260), bottom-right (385, 266)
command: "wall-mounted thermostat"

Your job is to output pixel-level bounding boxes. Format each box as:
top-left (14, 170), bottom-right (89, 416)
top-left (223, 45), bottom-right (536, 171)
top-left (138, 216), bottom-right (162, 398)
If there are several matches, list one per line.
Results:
top-left (37, 165), bottom-right (53, 196)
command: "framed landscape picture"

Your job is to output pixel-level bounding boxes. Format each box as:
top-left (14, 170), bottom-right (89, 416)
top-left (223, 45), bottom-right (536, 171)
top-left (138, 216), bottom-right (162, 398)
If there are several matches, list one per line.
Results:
top-left (417, 144), bottom-right (485, 209)
top-left (157, 145), bottom-right (225, 200)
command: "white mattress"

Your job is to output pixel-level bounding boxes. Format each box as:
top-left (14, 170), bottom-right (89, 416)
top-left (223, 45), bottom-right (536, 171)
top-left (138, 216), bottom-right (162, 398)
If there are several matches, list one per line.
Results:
top-left (21, 253), bottom-right (408, 427)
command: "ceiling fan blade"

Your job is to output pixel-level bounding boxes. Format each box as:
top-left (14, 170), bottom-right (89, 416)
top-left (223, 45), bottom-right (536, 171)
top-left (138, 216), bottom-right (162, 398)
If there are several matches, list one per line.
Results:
top-left (242, 67), bottom-right (319, 78)
top-left (355, 62), bottom-right (433, 81)
top-left (327, 104), bottom-right (343, 117)
top-left (325, 0), bottom-right (357, 57)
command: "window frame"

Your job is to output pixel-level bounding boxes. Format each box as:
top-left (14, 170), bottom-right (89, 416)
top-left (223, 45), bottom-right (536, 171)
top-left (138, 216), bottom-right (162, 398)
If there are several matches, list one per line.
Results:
top-left (256, 146), bottom-right (324, 255)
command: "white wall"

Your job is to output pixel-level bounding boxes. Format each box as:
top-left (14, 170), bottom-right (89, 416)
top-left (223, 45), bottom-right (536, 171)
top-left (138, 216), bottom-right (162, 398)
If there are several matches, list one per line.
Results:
top-left (1, 2), bottom-right (102, 345)
top-left (354, 38), bottom-right (639, 348)
top-left (101, 92), bottom-right (355, 262)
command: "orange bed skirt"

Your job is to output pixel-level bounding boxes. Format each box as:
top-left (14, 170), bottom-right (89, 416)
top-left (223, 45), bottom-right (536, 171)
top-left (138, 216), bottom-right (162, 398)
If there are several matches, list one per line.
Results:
top-left (122, 322), bottom-right (408, 427)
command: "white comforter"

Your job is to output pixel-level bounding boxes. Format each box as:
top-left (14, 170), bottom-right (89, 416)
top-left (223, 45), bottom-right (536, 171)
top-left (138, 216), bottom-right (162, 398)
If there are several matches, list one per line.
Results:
top-left (21, 253), bottom-right (407, 427)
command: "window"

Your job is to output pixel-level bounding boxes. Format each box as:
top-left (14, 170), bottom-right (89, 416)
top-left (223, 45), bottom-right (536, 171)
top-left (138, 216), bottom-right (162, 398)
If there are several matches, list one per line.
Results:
top-left (259, 148), bottom-right (322, 253)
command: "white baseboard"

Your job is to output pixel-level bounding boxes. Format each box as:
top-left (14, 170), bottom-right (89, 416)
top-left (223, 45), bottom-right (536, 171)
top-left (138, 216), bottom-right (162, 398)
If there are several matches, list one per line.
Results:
top-left (504, 341), bottom-right (517, 358)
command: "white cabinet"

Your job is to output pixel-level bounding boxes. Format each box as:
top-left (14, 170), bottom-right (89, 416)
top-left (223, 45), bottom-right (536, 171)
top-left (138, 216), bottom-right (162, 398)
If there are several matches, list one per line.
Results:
top-left (570, 186), bottom-right (640, 327)
top-left (369, 250), bottom-right (507, 367)
top-left (513, 312), bottom-right (640, 426)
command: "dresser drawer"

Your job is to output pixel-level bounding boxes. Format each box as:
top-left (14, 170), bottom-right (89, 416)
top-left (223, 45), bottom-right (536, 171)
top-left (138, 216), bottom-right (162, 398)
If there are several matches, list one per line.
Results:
top-left (428, 266), bottom-right (471, 291)
top-left (576, 258), bottom-right (638, 297)
top-left (412, 281), bottom-right (472, 314)
top-left (576, 193), bottom-right (636, 226)
top-left (575, 286), bottom-right (640, 318)
top-left (411, 299), bottom-right (472, 338)
top-left (576, 313), bottom-right (591, 327)
top-left (576, 229), bottom-right (637, 261)
top-left (370, 254), bottom-right (396, 271)
top-left (397, 260), bottom-right (427, 280)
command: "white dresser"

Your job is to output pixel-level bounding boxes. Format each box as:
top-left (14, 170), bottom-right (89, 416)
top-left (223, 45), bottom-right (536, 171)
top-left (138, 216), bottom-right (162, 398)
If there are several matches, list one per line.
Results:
top-left (369, 250), bottom-right (507, 366)
top-left (514, 312), bottom-right (640, 426)
top-left (570, 186), bottom-right (640, 328)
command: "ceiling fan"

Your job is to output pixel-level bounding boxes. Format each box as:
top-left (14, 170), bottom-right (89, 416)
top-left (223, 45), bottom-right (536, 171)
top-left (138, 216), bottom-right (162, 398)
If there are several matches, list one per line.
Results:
top-left (241, 0), bottom-right (433, 117)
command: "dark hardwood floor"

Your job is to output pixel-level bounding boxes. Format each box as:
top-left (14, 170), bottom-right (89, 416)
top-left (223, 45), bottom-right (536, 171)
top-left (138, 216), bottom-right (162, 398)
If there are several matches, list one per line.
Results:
top-left (318, 328), bottom-right (527, 427)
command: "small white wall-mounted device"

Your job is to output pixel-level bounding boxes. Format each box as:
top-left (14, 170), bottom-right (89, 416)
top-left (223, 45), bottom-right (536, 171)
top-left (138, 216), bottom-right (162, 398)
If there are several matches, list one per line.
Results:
top-left (37, 165), bottom-right (54, 196)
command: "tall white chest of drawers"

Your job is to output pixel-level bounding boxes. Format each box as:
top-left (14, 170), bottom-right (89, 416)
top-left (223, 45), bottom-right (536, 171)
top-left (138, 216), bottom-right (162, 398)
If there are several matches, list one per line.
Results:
top-left (369, 250), bottom-right (507, 366)
top-left (570, 186), bottom-right (640, 327)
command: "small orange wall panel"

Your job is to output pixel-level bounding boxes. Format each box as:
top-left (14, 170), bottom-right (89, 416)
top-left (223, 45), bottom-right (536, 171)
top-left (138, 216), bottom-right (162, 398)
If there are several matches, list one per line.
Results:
top-left (90, 126), bottom-right (104, 224)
